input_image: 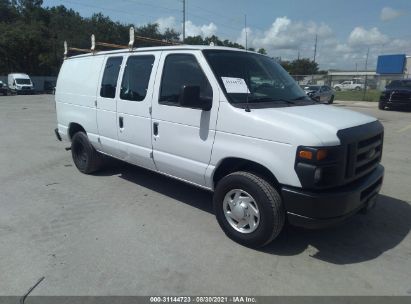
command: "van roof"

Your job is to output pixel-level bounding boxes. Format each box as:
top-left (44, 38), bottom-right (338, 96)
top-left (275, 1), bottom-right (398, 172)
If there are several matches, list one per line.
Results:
top-left (67, 45), bottom-right (249, 59)
top-left (8, 73), bottom-right (30, 78)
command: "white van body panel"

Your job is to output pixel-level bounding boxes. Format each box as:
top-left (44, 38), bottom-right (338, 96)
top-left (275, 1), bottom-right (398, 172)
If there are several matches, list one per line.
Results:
top-left (207, 101), bottom-right (377, 188)
top-left (116, 52), bottom-right (161, 171)
top-left (150, 50), bottom-right (221, 186)
top-left (8, 73), bottom-right (34, 92)
top-left (95, 55), bottom-right (123, 158)
top-left (55, 55), bottom-right (104, 144)
top-left (55, 46), bottom-right (380, 191)
top-left (215, 103), bottom-right (376, 147)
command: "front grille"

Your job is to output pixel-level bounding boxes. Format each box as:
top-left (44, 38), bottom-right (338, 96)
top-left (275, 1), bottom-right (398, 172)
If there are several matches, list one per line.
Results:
top-left (390, 92), bottom-right (411, 101)
top-left (345, 132), bottom-right (383, 182)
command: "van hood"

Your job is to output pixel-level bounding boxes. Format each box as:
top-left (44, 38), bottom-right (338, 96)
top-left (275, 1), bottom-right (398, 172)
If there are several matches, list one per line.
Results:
top-left (218, 103), bottom-right (377, 146)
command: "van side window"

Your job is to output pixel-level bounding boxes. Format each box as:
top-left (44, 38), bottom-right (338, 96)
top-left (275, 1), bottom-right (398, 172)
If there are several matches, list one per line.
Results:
top-left (120, 55), bottom-right (154, 101)
top-left (159, 54), bottom-right (212, 106)
top-left (100, 57), bottom-right (123, 99)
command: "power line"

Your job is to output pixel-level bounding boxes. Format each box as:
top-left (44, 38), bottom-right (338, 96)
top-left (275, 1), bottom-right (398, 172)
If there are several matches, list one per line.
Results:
top-left (189, 3), bottom-right (266, 33)
top-left (121, 0), bottom-right (180, 12)
top-left (59, 0), bottom-right (158, 20)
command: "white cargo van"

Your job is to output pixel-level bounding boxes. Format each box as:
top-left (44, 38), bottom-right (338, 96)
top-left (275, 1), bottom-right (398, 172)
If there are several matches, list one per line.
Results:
top-left (8, 73), bottom-right (34, 94)
top-left (55, 46), bottom-right (384, 247)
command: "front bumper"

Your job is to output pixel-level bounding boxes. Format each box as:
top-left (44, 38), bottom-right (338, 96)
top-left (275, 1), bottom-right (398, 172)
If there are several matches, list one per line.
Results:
top-left (15, 88), bottom-right (34, 94)
top-left (385, 100), bottom-right (411, 109)
top-left (282, 164), bottom-right (384, 229)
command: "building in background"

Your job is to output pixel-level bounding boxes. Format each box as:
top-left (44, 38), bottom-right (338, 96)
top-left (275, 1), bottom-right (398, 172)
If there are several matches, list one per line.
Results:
top-left (294, 54), bottom-right (410, 91)
top-left (376, 54), bottom-right (411, 89)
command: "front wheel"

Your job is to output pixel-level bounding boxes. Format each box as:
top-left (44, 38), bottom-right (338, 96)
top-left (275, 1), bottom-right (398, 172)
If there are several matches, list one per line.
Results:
top-left (328, 95), bottom-right (334, 104)
top-left (355, 86), bottom-right (362, 91)
top-left (378, 102), bottom-right (385, 110)
top-left (71, 132), bottom-right (104, 174)
top-left (213, 171), bottom-right (285, 248)
top-left (334, 87), bottom-right (341, 91)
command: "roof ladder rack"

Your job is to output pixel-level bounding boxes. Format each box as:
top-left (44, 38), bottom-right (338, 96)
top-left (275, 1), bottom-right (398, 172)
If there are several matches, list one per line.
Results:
top-left (64, 26), bottom-right (180, 59)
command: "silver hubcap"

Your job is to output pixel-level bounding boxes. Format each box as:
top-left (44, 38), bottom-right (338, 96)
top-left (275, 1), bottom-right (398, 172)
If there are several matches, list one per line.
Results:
top-left (223, 189), bottom-right (260, 234)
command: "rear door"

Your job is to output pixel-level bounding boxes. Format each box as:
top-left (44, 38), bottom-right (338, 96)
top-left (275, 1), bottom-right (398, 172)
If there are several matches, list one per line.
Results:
top-left (151, 51), bottom-right (219, 186)
top-left (116, 53), bottom-right (159, 170)
top-left (96, 56), bottom-right (123, 157)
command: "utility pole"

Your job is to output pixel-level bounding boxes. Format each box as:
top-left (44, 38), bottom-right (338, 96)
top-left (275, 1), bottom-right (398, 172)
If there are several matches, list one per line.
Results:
top-left (182, 0), bottom-right (186, 43)
top-left (363, 47), bottom-right (370, 101)
top-left (244, 14), bottom-right (248, 51)
top-left (313, 34), bottom-right (318, 63)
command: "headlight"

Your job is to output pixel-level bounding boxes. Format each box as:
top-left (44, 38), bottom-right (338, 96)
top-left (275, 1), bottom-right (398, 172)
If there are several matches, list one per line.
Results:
top-left (295, 146), bottom-right (344, 189)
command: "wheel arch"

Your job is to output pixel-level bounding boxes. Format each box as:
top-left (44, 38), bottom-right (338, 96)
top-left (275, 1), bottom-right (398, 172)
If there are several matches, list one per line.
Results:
top-left (212, 157), bottom-right (280, 190)
top-left (68, 122), bottom-right (86, 141)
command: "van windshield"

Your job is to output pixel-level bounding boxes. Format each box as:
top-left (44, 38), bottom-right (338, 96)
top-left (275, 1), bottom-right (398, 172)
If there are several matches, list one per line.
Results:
top-left (203, 50), bottom-right (313, 108)
top-left (387, 80), bottom-right (411, 90)
top-left (16, 78), bottom-right (31, 85)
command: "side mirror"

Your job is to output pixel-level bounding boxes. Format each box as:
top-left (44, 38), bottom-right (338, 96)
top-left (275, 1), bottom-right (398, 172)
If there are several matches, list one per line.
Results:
top-left (179, 85), bottom-right (212, 111)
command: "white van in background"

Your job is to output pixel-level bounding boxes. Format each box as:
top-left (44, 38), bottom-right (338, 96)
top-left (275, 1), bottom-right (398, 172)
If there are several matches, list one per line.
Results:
top-left (54, 45), bottom-right (384, 247)
top-left (8, 73), bottom-right (34, 94)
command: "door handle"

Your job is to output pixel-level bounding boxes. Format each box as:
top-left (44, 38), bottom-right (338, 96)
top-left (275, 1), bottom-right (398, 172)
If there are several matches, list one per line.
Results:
top-left (119, 116), bottom-right (124, 128)
top-left (153, 122), bottom-right (159, 136)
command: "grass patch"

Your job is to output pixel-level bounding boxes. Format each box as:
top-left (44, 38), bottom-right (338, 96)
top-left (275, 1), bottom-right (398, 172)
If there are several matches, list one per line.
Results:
top-left (335, 90), bottom-right (381, 102)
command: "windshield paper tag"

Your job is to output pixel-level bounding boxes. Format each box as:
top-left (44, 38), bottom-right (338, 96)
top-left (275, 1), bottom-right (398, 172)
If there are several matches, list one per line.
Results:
top-left (221, 77), bottom-right (250, 93)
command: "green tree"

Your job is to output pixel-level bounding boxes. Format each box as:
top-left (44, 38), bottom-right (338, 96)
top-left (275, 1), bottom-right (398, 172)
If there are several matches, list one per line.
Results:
top-left (257, 48), bottom-right (267, 55)
top-left (280, 58), bottom-right (319, 75)
top-left (0, 1), bottom-right (246, 75)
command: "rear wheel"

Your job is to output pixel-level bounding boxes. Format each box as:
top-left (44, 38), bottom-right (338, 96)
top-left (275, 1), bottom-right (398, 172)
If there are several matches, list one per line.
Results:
top-left (355, 86), bottom-right (361, 91)
top-left (334, 86), bottom-right (341, 91)
top-left (328, 95), bottom-right (334, 104)
top-left (213, 171), bottom-right (285, 248)
top-left (71, 132), bottom-right (104, 174)
top-left (378, 102), bottom-right (385, 110)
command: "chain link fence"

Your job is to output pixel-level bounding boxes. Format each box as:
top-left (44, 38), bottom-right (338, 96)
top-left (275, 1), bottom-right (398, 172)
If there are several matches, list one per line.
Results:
top-left (292, 73), bottom-right (409, 101)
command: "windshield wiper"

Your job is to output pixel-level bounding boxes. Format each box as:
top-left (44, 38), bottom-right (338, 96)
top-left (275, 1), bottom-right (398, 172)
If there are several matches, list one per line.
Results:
top-left (247, 97), bottom-right (296, 105)
top-left (292, 96), bottom-right (309, 100)
top-left (293, 95), bottom-right (317, 103)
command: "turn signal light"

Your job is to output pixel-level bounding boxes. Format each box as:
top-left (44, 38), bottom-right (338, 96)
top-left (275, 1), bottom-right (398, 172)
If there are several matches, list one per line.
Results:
top-left (299, 150), bottom-right (313, 160)
top-left (299, 149), bottom-right (328, 161)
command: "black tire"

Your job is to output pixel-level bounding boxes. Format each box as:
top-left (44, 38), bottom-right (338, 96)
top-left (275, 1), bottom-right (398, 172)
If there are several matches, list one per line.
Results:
top-left (328, 95), bottom-right (334, 104)
top-left (213, 171), bottom-right (285, 248)
top-left (378, 102), bottom-right (385, 110)
top-left (71, 132), bottom-right (104, 174)
top-left (355, 86), bottom-right (361, 91)
top-left (334, 87), bottom-right (341, 91)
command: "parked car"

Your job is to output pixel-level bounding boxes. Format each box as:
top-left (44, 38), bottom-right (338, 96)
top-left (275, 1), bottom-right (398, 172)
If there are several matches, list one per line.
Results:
top-left (334, 79), bottom-right (364, 91)
top-left (0, 80), bottom-right (9, 95)
top-left (379, 79), bottom-right (411, 110)
top-left (55, 46), bottom-right (384, 248)
top-left (8, 73), bottom-right (34, 94)
top-left (303, 85), bottom-right (335, 104)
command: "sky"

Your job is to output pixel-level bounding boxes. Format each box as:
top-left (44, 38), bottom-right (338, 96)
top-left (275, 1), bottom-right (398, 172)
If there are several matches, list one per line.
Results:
top-left (42, 0), bottom-right (411, 70)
